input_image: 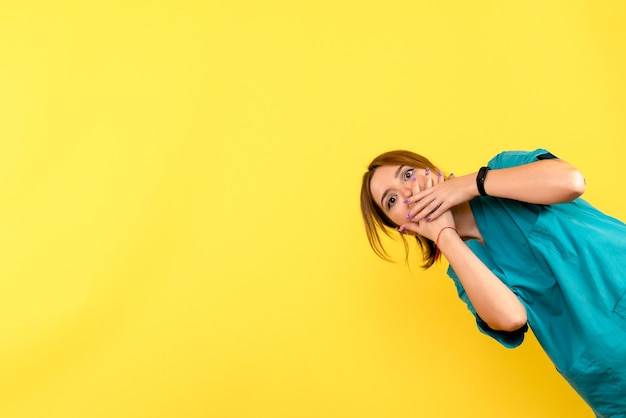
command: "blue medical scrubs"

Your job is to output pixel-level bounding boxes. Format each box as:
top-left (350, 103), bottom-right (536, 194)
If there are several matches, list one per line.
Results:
top-left (447, 149), bottom-right (626, 417)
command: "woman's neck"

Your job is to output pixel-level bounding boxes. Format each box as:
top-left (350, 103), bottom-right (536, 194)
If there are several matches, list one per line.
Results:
top-left (452, 201), bottom-right (483, 244)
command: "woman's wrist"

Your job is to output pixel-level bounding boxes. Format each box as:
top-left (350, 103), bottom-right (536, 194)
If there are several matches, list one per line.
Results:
top-left (434, 226), bottom-right (459, 260)
top-left (476, 167), bottom-right (491, 196)
top-left (458, 172), bottom-right (481, 199)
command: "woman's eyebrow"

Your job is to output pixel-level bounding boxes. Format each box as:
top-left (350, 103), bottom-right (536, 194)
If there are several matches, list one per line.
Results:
top-left (380, 165), bottom-right (405, 208)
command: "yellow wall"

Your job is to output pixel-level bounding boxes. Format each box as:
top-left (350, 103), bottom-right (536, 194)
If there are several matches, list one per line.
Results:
top-left (1, 1), bottom-right (623, 417)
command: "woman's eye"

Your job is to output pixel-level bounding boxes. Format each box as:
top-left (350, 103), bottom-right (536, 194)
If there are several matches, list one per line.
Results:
top-left (387, 196), bottom-right (396, 209)
top-left (404, 168), bottom-right (414, 180)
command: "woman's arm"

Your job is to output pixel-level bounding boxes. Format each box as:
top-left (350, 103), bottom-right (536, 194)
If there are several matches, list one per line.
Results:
top-left (407, 158), bottom-right (586, 222)
top-left (472, 158), bottom-right (586, 204)
top-left (400, 213), bottom-right (528, 331)
top-left (436, 228), bottom-right (527, 331)
top-left (401, 178), bottom-right (527, 332)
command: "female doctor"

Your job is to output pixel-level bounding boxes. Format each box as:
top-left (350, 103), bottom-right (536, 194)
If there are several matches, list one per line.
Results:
top-left (360, 148), bottom-right (626, 417)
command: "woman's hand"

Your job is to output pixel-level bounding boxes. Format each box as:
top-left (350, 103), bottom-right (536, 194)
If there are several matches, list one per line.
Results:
top-left (397, 170), bottom-right (456, 242)
top-left (404, 171), bottom-right (475, 223)
top-left (405, 159), bottom-right (585, 223)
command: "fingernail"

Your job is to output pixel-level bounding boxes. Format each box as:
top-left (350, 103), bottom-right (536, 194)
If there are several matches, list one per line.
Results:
top-left (438, 171), bottom-right (443, 177)
top-left (406, 213), bottom-right (411, 219)
top-left (411, 216), bottom-right (418, 221)
top-left (425, 168), bottom-right (430, 175)
top-left (411, 175), bottom-right (416, 181)
top-left (403, 199), bottom-right (410, 204)
top-left (398, 226), bottom-right (406, 233)
top-left (426, 217), bottom-right (431, 222)
top-left (449, 173), bottom-right (455, 178)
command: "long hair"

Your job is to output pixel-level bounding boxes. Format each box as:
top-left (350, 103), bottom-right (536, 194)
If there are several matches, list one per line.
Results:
top-left (360, 150), bottom-right (439, 268)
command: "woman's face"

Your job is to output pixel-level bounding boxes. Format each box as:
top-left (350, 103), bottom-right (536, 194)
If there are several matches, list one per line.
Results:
top-left (369, 164), bottom-right (430, 227)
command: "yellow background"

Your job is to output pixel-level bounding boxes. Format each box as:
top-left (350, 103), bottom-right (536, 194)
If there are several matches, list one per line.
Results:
top-left (1, 1), bottom-right (624, 417)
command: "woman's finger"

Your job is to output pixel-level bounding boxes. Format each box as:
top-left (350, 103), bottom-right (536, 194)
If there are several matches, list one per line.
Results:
top-left (397, 221), bottom-right (419, 236)
top-left (425, 168), bottom-right (433, 189)
top-left (411, 171), bottom-right (421, 196)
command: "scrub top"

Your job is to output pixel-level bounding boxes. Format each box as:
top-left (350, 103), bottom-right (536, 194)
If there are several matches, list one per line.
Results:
top-left (447, 149), bottom-right (626, 418)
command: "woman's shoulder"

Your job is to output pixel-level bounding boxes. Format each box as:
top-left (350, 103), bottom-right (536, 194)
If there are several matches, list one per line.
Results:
top-left (488, 148), bottom-right (555, 169)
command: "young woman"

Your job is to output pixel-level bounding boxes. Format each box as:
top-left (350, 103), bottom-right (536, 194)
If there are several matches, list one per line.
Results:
top-left (360, 148), bottom-right (626, 418)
